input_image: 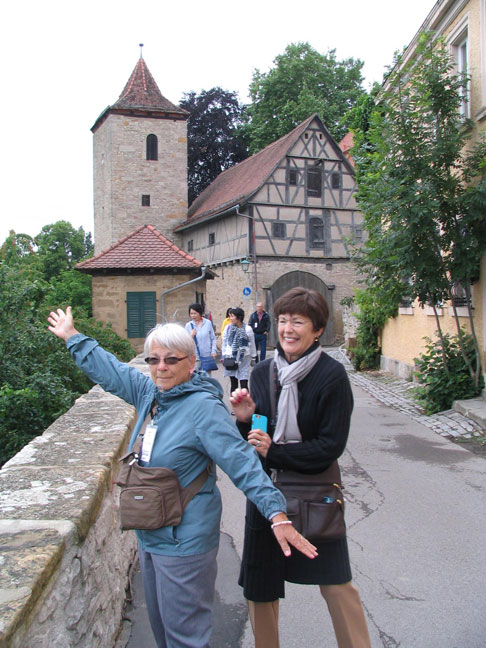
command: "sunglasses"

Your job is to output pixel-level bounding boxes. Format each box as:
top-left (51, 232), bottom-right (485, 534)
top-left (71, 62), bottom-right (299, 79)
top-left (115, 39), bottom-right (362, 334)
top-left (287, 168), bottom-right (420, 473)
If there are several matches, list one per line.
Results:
top-left (144, 356), bottom-right (188, 366)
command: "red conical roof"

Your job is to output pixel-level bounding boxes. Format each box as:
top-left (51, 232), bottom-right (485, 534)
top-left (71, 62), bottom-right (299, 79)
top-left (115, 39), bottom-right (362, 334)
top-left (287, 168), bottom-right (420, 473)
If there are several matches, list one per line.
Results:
top-left (91, 54), bottom-right (188, 131)
top-left (113, 57), bottom-right (185, 113)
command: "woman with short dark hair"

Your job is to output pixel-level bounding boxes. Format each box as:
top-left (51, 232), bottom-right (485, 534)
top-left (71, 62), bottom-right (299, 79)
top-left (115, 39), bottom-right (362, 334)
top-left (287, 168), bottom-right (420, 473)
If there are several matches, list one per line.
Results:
top-left (185, 303), bottom-right (217, 374)
top-left (231, 287), bottom-right (370, 648)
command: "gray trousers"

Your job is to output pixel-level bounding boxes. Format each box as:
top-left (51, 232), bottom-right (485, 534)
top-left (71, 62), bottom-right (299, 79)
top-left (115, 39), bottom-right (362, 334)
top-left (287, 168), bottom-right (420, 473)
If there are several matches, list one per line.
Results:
top-left (138, 544), bottom-right (218, 648)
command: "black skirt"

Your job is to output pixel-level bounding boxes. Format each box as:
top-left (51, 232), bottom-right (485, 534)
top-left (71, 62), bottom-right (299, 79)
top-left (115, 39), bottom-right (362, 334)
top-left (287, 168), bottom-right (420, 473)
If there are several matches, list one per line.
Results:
top-left (238, 499), bottom-right (352, 602)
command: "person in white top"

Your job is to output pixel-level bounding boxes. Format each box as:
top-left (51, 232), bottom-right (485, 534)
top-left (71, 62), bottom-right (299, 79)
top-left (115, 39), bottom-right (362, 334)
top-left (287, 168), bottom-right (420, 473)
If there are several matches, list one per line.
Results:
top-left (221, 307), bottom-right (256, 392)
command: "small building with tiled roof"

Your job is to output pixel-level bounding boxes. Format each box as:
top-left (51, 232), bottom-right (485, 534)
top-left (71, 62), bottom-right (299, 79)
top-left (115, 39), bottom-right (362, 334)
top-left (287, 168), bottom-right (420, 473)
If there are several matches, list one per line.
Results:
top-left (77, 225), bottom-right (213, 351)
top-left (175, 114), bottom-right (364, 346)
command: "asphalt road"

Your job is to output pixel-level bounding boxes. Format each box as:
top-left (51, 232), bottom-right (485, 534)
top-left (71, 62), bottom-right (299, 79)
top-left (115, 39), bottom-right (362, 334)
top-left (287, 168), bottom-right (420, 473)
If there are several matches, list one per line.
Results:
top-left (124, 369), bottom-right (486, 648)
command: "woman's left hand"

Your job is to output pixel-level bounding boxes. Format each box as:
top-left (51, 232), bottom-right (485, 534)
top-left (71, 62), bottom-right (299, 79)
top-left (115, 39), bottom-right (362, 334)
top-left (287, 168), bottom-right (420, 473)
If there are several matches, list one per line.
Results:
top-left (271, 517), bottom-right (318, 559)
top-left (248, 429), bottom-right (271, 458)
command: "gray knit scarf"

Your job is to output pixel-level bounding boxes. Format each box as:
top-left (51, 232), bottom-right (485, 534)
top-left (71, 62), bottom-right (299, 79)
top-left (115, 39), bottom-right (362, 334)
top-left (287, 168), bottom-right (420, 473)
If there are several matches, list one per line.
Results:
top-left (273, 346), bottom-right (323, 444)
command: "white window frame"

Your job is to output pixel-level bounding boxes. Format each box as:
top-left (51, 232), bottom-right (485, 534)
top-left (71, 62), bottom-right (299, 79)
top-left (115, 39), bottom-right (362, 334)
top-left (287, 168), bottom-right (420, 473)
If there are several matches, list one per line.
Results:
top-left (448, 17), bottom-right (470, 119)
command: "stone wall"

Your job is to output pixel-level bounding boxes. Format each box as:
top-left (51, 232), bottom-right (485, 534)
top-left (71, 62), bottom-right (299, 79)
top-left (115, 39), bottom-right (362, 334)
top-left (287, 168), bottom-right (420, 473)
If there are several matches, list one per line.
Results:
top-left (0, 357), bottom-right (147, 647)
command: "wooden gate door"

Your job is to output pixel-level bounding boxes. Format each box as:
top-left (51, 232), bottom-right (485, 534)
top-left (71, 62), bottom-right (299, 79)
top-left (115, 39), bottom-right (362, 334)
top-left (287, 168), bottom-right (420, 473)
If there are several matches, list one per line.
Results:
top-left (267, 271), bottom-right (334, 347)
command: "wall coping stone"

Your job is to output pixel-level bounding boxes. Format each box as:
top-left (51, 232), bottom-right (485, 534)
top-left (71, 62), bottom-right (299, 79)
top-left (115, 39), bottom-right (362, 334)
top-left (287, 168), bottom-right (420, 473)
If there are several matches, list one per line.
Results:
top-left (0, 358), bottom-right (145, 647)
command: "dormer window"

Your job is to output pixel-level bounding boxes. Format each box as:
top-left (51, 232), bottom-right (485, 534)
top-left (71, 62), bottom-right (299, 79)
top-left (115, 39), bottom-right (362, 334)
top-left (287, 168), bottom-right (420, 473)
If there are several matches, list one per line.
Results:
top-left (146, 134), bottom-right (158, 161)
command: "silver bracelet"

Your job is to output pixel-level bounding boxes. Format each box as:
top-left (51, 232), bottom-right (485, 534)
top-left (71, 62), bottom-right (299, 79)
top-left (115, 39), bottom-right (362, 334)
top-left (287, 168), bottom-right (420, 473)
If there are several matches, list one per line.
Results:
top-left (271, 520), bottom-right (293, 529)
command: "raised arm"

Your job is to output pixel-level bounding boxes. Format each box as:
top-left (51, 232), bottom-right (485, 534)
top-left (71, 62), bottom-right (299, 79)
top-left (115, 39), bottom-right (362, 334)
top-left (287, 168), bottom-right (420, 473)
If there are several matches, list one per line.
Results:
top-left (47, 307), bottom-right (80, 341)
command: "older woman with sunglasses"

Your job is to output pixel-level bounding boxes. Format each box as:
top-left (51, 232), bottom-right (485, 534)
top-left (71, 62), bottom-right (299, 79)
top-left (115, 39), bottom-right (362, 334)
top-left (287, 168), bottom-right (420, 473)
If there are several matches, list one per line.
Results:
top-left (47, 307), bottom-right (317, 648)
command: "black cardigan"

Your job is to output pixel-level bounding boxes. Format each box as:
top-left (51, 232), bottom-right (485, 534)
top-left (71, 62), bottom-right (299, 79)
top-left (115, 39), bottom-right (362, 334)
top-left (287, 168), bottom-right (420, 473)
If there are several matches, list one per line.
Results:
top-left (237, 350), bottom-right (353, 601)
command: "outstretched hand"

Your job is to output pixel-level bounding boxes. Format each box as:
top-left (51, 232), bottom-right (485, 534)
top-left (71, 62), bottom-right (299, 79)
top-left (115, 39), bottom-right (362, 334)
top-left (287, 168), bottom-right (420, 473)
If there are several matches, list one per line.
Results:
top-left (47, 307), bottom-right (79, 342)
top-left (271, 519), bottom-right (318, 559)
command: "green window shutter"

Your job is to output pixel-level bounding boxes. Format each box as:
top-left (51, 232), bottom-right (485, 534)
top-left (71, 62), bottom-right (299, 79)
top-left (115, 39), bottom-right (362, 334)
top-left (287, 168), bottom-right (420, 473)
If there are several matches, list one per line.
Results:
top-left (127, 292), bottom-right (156, 338)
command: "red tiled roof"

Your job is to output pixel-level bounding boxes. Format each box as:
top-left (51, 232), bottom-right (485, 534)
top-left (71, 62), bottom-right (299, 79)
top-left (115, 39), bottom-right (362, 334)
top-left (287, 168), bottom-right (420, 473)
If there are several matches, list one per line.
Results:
top-left (91, 57), bottom-right (188, 131)
top-left (76, 225), bottom-right (202, 272)
top-left (338, 131), bottom-right (355, 167)
top-left (176, 115), bottom-right (318, 229)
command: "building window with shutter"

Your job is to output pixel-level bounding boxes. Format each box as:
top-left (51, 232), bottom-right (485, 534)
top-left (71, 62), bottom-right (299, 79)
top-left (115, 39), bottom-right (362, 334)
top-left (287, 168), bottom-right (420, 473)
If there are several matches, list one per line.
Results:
top-left (126, 292), bottom-right (156, 338)
top-left (146, 134), bottom-right (158, 160)
top-left (208, 232), bottom-right (215, 246)
top-left (307, 168), bottom-right (322, 198)
top-left (272, 222), bottom-right (287, 239)
top-left (187, 240), bottom-right (194, 252)
top-left (142, 194), bottom-right (150, 206)
top-left (331, 172), bottom-right (341, 189)
top-left (308, 217), bottom-right (325, 249)
top-left (288, 169), bottom-right (298, 186)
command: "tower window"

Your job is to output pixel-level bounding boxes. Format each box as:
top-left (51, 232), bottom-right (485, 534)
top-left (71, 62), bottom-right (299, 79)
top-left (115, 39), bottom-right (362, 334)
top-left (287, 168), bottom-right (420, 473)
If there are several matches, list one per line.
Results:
top-left (146, 134), bottom-right (158, 160)
top-left (142, 194), bottom-right (151, 206)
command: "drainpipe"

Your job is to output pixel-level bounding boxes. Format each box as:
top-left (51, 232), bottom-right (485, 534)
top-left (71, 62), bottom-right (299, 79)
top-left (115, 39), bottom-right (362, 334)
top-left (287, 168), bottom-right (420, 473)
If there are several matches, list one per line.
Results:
top-left (160, 266), bottom-right (207, 323)
top-left (235, 204), bottom-right (258, 303)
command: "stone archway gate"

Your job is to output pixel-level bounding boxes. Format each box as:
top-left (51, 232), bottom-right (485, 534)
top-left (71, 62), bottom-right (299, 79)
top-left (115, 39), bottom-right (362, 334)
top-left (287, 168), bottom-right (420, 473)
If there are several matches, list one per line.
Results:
top-left (266, 271), bottom-right (334, 347)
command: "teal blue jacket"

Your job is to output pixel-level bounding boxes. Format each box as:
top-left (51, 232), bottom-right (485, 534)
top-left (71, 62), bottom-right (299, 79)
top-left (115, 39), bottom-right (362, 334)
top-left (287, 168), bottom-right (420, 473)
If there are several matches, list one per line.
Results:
top-left (67, 334), bottom-right (286, 556)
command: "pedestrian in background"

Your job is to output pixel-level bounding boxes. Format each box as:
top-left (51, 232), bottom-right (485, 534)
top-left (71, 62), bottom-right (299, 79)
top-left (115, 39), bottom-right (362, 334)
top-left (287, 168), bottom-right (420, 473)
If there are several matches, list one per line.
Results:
top-left (231, 287), bottom-right (371, 648)
top-left (221, 307), bottom-right (256, 393)
top-left (220, 307), bottom-right (232, 338)
top-left (248, 302), bottom-right (271, 362)
top-left (185, 303), bottom-right (217, 374)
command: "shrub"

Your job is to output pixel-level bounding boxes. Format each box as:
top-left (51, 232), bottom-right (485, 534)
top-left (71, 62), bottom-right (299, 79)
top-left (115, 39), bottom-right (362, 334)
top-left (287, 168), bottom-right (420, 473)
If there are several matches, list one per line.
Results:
top-left (413, 332), bottom-right (484, 414)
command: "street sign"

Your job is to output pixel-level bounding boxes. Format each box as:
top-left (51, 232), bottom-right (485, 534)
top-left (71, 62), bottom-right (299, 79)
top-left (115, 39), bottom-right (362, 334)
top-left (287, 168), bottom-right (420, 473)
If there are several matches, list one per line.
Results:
top-left (243, 287), bottom-right (251, 296)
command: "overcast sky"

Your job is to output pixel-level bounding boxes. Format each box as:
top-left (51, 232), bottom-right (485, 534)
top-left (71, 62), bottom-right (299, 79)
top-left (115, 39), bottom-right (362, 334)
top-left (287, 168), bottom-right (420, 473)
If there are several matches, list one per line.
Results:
top-left (1, 0), bottom-right (436, 245)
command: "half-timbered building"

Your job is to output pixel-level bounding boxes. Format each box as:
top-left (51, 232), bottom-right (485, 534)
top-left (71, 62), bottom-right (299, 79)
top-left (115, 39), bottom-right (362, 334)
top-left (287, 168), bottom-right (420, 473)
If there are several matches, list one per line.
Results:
top-left (85, 53), bottom-right (364, 347)
top-left (175, 114), bottom-right (364, 345)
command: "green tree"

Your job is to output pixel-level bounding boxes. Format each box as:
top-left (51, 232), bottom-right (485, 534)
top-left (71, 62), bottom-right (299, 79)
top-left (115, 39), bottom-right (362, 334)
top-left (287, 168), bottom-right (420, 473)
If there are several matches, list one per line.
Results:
top-left (180, 87), bottom-right (248, 204)
top-left (350, 33), bottom-right (486, 393)
top-left (34, 220), bottom-right (93, 281)
top-left (0, 222), bottom-right (133, 466)
top-left (244, 42), bottom-right (365, 153)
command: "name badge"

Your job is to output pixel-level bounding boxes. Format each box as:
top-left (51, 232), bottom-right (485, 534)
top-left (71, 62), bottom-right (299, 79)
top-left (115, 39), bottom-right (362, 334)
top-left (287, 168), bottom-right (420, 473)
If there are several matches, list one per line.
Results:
top-left (141, 423), bottom-right (157, 463)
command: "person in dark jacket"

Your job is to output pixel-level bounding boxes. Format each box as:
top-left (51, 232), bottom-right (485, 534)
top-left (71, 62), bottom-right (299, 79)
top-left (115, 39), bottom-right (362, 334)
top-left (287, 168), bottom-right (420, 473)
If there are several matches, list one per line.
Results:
top-left (230, 287), bottom-right (370, 648)
top-left (248, 302), bottom-right (271, 361)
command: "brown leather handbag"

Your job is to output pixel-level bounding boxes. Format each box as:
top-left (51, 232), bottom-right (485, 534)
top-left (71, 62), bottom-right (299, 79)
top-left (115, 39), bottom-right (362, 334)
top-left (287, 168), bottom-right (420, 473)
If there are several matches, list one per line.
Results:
top-left (271, 463), bottom-right (346, 541)
top-left (116, 407), bottom-right (213, 531)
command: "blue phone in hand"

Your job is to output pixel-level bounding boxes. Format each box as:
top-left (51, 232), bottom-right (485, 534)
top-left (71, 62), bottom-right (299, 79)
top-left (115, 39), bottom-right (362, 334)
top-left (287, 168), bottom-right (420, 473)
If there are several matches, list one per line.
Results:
top-left (251, 414), bottom-right (268, 434)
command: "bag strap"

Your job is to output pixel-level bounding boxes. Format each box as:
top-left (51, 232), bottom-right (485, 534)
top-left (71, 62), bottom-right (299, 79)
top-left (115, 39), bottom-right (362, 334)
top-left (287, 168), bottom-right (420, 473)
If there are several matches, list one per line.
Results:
top-left (180, 461), bottom-right (214, 508)
top-left (132, 400), bottom-right (158, 455)
top-left (268, 359), bottom-right (278, 428)
top-left (191, 323), bottom-right (201, 357)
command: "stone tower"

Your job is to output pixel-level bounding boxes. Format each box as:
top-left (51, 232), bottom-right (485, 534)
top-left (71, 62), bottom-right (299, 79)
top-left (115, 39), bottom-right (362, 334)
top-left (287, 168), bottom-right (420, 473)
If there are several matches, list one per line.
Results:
top-left (91, 51), bottom-right (189, 254)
